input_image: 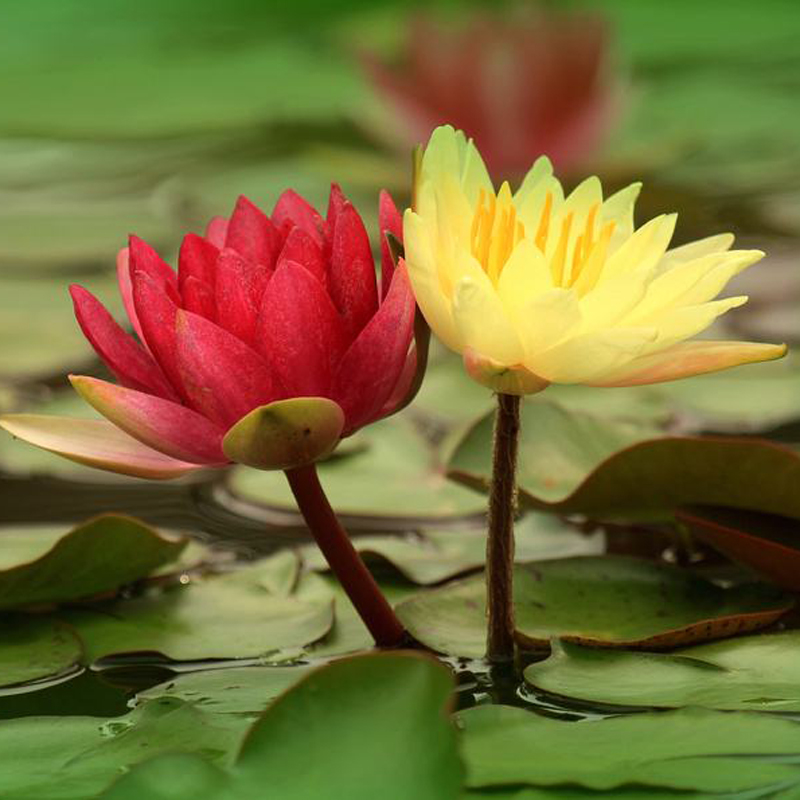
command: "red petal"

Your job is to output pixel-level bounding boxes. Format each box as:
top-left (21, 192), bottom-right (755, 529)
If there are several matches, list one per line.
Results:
top-left (115, 247), bottom-right (146, 345)
top-left (178, 233), bottom-right (219, 293)
top-left (331, 263), bottom-right (415, 433)
top-left (276, 226), bottom-right (327, 287)
top-left (225, 196), bottom-right (282, 267)
top-left (175, 310), bottom-right (282, 428)
top-left (70, 375), bottom-right (227, 465)
top-left (128, 235), bottom-right (179, 303)
top-left (326, 183), bottom-right (348, 232)
top-left (272, 189), bottom-right (326, 247)
top-left (214, 248), bottom-right (262, 344)
top-left (205, 216), bottom-right (229, 248)
top-left (131, 270), bottom-right (185, 399)
top-left (70, 285), bottom-right (178, 401)
top-left (256, 261), bottom-right (348, 397)
top-left (328, 199), bottom-right (378, 339)
top-left (379, 190), bottom-right (403, 299)
top-left (181, 275), bottom-right (216, 319)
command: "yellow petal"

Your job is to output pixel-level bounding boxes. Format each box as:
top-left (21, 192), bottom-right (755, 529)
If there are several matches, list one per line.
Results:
top-left (588, 341), bottom-right (788, 387)
top-left (602, 213), bottom-right (677, 282)
top-left (513, 155), bottom-right (554, 206)
top-left (527, 327), bottom-right (659, 383)
top-left (657, 232), bottom-right (735, 272)
top-left (497, 237), bottom-right (554, 317)
top-left (403, 210), bottom-right (462, 352)
top-left (600, 182), bottom-right (641, 254)
top-left (578, 268), bottom-right (652, 331)
top-left (516, 288), bottom-right (582, 357)
top-left (650, 296), bottom-right (749, 348)
top-left (452, 272), bottom-right (524, 364)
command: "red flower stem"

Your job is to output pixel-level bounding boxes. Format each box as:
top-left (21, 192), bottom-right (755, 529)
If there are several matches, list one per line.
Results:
top-left (485, 392), bottom-right (521, 663)
top-left (284, 463), bottom-right (407, 648)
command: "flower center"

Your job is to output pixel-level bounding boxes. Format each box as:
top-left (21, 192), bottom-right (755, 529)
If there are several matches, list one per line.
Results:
top-left (470, 184), bottom-right (526, 284)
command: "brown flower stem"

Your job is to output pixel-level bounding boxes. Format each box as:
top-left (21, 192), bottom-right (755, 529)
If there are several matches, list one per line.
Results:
top-left (485, 392), bottom-right (521, 663)
top-left (284, 463), bottom-right (407, 648)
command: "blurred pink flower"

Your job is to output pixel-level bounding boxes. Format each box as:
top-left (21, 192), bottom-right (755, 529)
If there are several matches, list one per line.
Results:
top-left (363, 8), bottom-right (618, 179)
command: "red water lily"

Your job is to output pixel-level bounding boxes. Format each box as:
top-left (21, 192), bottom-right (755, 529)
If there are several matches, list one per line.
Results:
top-left (363, 8), bottom-right (617, 179)
top-left (3, 186), bottom-right (416, 479)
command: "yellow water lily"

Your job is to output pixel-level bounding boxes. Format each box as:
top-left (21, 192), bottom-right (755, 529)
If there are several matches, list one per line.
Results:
top-left (404, 125), bottom-right (787, 394)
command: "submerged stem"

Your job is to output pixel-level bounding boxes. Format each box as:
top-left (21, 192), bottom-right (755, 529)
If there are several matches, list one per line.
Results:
top-left (284, 463), bottom-right (407, 648)
top-left (485, 392), bottom-right (521, 663)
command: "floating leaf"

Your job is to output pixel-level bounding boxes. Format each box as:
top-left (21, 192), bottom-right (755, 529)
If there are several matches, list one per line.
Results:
top-left (227, 413), bottom-right (485, 520)
top-left (448, 399), bottom-right (800, 521)
top-left (135, 665), bottom-right (313, 718)
top-left (458, 704), bottom-right (800, 794)
top-left (525, 631), bottom-right (800, 712)
top-left (395, 556), bottom-right (792, 658)
top-left (62, 552), bottom-right (334, 663)
top-left (678, 506), bottom-right (800, 591)
top-left (300, 514), bottom-right (604, 585)
top-left (0, 617), bottom-right (82, 688)
top-left (101, 653), bottom-right (462, 800)
top-left (0, 698), bottom-right (247, 800)
top-left (0, 516), bottom-right (187, 609)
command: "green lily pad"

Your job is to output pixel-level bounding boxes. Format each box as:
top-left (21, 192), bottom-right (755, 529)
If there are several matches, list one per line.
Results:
top-left (448, 398), bottom-right (800, 521)
top-left (457, 704), bottom-right (800, 795)
top-left (62, 552), bottom-right (334, 664)
top-left (101, 653), bottom-right (462, 800)
top-left (0, 272), bottom-right (122, 381)
top-left (0, 697), bottom-right (248, 800)
top-left (300, 513), bottom-right (604, 585)
top-left (0, 617), bottom-right (82, 688)
top-left (226, 412), bottom-right (486, 521)
top-left (0, 516), bottom-right (187, 610)
top-left (525, 631), bottom-right (800, 713)
top-left (678, 506), bottom-right (800, 591)
top-left (395, 556), bottom-right (793, 658)
top-left (135, 665), bottom-right (313, 718)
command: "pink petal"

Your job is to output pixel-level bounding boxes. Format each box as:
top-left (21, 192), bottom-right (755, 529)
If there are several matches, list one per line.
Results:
top-left (256, 261), bottom-right (348, 398)
top-left (331, 263), bottom-right (416, 433)
top-left (175, 309), bottom-right (282, 428)
top-left (225, 196), bottom-right (282, 268)
top-left (276, 226), bottom-right (327, 287)
top-left (272, 189), bottom-right (326, 247)
top-left (205, 216), bottom-right (229, 248)
top-left (589, 340), bottom-right (788, 387)
top-left (178, 233), bottom-right (219, 293)
top-left (70, 375), bottom-right (227, 465)
top-left (0, 415), bottom-right (203, 480)
top-left (128, 235), bottom-right (179, 303)
top-left (379, 190), bottom-right (403, 299)
top-left (116, 247), bottom-right (146, 346)
top-left (131, 270), bottom-right (185, 399)
top-left (70, 285), bottom-right (178, 401)
top-left (181, 275), bottom-right (216, 319)
top-left (213, 248), bottom-right (264, 345)
top-left (328, 199), bottom-right (378, 339)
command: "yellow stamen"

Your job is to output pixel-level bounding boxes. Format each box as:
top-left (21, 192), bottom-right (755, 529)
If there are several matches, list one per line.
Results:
top-left (572, 220), bottom-right (616, 296)
top-left (550, 212), bottom-right (574, 286)
top-left (535, 192), bottom-right (553, 252)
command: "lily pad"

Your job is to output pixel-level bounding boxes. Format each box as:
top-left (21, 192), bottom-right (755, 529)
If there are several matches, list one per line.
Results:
top-left (395, 556), bottom-right (792, 658)
top-left (457, 704), bottom-right (800, 795)
top-left (62, 552), bottom-right (334, 663)
top-left (135, 665), bottom-right (313, 718)
top-left (101, 653), bottom-right (462, 800)
top-left (0, 697), bottom-right (248, 800)
top-left (300, 513), bottom-right (604, 585)
top-left (525, 631), bottom-right (800, 713)
top-left (448, 398), bottom-right (800, 521)
top-left (0, 516), bottom-right (187, 609)
top-left (226, 412), bottom-right (485, 521)
top-left (678, 506), bottom-right (800, 591)
top-left (0, 618), bottom-right (82, 688)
